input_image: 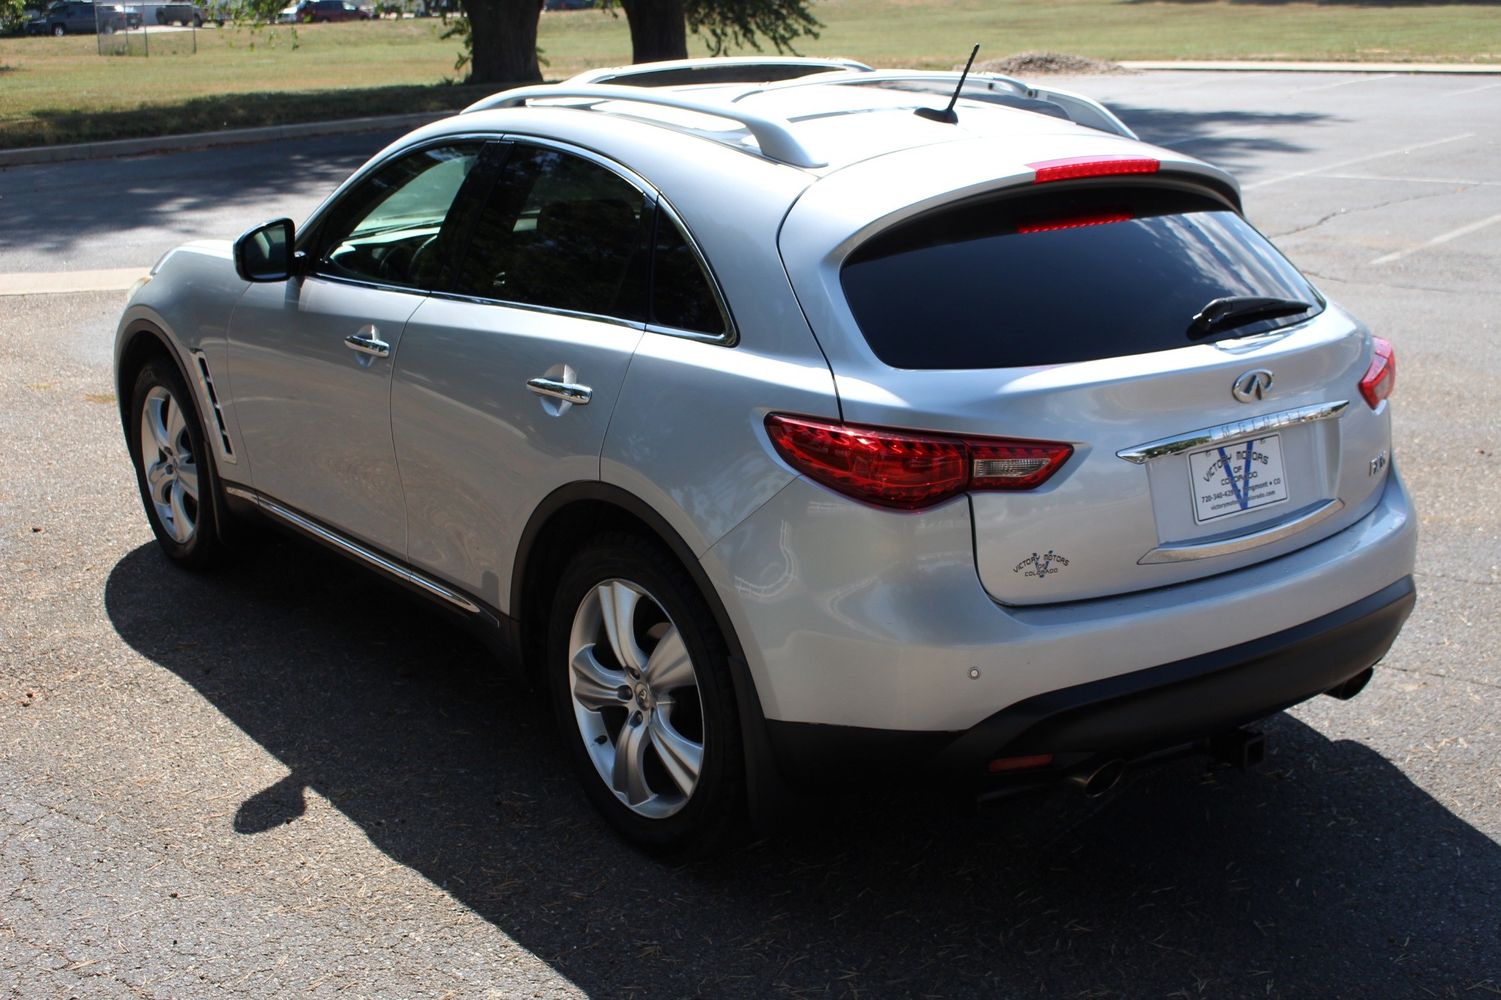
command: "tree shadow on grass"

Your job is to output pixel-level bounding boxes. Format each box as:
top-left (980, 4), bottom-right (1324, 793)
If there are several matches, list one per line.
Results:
top-left (104, 537), bottom-right (1501, 998)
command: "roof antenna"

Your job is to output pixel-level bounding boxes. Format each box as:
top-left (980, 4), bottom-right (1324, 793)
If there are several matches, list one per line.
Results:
top-left (915, 43), bottom-right (980, 124)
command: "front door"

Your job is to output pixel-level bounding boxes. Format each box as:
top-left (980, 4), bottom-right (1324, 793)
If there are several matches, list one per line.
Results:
top-left (226, 140), bottom-right (489, 554)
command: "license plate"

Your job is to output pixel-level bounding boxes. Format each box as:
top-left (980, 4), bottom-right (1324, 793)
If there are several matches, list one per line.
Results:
top-left (1188, 434), bottom-right (1289, 524)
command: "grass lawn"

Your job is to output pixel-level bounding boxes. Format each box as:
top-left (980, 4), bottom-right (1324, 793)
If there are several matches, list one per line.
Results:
top-left (1, 0), bottom-right (1498, 150)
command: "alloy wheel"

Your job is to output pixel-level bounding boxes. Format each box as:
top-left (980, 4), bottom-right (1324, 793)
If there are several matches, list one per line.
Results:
top-left (138, 385), bottom-right (200, 545)
top-left (566, 579), bottom-right (706, 820)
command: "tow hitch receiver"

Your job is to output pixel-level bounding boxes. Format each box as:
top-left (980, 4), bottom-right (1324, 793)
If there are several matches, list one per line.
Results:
top-left (1209, 728), bottom-right (1266, 771)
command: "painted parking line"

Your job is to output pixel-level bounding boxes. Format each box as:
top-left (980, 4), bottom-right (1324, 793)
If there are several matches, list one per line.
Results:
top-left (1294, 73), bottom-right (1397, 94)
top-left (1243, 132), bottom-right (1476, 191)
top-left (1324, 173), bottom-right (1501, 187)
top-left (1442, 80), bottom-right (1501, 98)
top-left (0, 268), bottom-right (149, 296)
top-left (1369, 211), bottom-right (1501, 266)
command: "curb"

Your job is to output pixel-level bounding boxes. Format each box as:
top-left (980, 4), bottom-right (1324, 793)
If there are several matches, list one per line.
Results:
top-left (0, 110), bottom-right (448, 169)
top-left (1118, 60), bottom-right (1501, 75)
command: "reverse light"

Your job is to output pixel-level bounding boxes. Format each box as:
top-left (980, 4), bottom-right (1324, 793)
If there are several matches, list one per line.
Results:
top-left (764, 414), bottom-right (1073, 511)
top-left (1029, 155), bottom-right (1160, 184)
top-left (1359, 337), bottom-right (1396, 409)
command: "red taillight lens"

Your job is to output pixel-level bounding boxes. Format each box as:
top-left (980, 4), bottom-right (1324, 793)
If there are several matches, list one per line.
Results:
top-left (1029, 155), bottom-right (1160, 184)
top-left (1359, 337), bottom-right (1396, 409)
top-left (764, 414), bottom-right (1072, 511)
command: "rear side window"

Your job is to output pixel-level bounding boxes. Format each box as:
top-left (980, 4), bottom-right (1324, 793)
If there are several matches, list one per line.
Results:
top-left (841, 187), bottom-right (1323, 370)
top-left (650, 212), bottom-right (726, 336)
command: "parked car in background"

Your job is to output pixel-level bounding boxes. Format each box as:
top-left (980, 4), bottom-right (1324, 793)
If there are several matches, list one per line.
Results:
top-left (115, 59), bottom-right (1416, 853)
top-left (277, 0), bottom-right (365, 21)
top-left (28, 0), bottom-right (127, 34)
top-left (148, 2), bottom-right (205, 25)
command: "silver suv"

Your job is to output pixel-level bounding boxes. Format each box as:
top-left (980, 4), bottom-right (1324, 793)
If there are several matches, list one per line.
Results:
top-left (115, 59), bottom-right (1416, 851)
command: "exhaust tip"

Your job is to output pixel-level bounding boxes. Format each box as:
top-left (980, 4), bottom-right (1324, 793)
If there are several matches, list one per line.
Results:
top-left (1325, 667), bottom-right (1374, 701)
top-left (1067, 758), bottom-right (1125, 797)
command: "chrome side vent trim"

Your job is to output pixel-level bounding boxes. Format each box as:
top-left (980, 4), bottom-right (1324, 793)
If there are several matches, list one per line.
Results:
top-left (191, 350), bottom-right (237, 464)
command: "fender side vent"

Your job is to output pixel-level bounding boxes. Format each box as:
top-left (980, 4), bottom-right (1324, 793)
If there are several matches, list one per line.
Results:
top-left (193, 352), bottom-right (235, 459)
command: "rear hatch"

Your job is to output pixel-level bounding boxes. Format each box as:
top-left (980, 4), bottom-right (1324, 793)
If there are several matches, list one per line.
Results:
top-left (784, 174), bottom-right (1392, 606)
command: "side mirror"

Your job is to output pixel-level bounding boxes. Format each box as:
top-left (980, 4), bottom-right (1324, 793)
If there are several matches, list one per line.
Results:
top-left (233, 218), bottom-right (296, 282)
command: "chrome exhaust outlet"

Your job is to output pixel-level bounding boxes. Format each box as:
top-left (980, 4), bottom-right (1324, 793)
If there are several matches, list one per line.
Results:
top-left (1066, 758), bottom-right (1126, 798)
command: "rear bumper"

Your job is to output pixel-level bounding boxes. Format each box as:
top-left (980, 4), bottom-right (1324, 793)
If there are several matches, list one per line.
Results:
top-left (766, 575), bottom-right (1415, 782)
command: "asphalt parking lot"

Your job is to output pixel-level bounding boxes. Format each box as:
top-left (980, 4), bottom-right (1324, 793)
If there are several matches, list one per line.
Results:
top-left (1, 70), bottom-right (1498, 998)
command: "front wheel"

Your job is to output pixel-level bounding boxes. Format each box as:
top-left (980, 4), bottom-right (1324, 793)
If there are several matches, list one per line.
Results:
top-left (548, 534), bottom-right (744, 854)
top-left (51, 23), bottom-right (65, 35)
top-left (128, 360), bottom-right (228, 569)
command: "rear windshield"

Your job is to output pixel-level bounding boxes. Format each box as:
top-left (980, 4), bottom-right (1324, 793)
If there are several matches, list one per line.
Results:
top-left (840, 187), bottom-right (1323, 370)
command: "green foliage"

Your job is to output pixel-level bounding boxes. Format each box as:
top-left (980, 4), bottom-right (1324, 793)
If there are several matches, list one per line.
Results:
top-left (684, 0), bottom-right (818, 57)
top-left (1, 0), bottom-right (29, 36)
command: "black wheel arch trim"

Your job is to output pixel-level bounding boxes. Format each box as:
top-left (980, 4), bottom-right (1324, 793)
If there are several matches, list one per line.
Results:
top-left (117, 319), bottom-right (237, 549)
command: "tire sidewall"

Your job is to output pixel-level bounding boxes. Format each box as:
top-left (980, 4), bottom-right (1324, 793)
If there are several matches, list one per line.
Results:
top-left (128, 360), bottom-right (222, 568)
top-left (547, 535), bottom-right (743, 854)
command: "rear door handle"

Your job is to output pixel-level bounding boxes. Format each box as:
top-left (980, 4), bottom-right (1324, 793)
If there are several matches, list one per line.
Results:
top-left (527, 377), bottom-right (592, 405)
top-left (345, 326), bottom-right (390, 358)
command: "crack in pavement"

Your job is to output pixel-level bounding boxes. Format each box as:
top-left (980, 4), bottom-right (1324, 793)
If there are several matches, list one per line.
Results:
top-left (1270, 185), bottom-right (1473, 240)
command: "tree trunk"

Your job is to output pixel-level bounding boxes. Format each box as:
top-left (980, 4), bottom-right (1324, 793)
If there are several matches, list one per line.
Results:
top-left (620, 0), bottom-right (687, 63)
top-left (463, 0), bottom-right (542, 85)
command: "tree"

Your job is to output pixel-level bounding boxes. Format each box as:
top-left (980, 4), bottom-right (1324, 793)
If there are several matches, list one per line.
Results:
top-left (461, 0), bottom-right (543, 85)
top-left (621, 0), bottom-right (819, 64)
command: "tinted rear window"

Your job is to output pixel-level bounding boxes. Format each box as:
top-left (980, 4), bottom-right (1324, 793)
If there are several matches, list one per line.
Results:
top-left (841, 187), bottom-right (1323, 370)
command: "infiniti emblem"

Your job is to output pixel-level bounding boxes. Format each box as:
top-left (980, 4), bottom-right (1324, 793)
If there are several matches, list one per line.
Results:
top-left (1232, 369), bottom-right (1274, 403)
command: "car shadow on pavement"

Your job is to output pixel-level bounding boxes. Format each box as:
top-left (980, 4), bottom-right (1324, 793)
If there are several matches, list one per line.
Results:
top-left (104, 539), bottom-right (1499, 998)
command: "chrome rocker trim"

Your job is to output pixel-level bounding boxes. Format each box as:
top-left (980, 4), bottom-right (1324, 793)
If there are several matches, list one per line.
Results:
top-left (224, 485), bottom-right (485, 616)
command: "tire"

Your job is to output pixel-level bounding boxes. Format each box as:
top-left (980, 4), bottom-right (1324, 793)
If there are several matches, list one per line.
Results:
top-left (52, 23), bottom-right (65, 35)
top-left (547, 533), bottom-right (745, 854)
top-left (127, 359), bottom-right (228, 570)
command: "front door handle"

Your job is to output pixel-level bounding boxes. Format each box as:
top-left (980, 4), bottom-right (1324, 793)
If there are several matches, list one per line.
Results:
top-left (345, 326), bottom-right (390, 358)
top-left (527, 377), bottom-right (592, 405)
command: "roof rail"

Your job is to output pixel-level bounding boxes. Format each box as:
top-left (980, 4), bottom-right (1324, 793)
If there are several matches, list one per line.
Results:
top-left (463, 84), bottom-right (825, 168)
top-left (565, 56), bottom-right (873, 88)
top-left (741, 70), bottom-right (1138, 140)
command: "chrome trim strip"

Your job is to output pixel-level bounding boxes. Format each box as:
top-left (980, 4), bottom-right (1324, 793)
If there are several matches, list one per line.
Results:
top-left (428, 290), bottom-right (647, 331)
top-left (1138, 498), bottom-right (1346, 565)
top-left (1116, 400), bottom-right (1349, 465)
top-left (240, 490), bottom-right (484, 616)
top-left (526, 377), bottom-right (593, 404)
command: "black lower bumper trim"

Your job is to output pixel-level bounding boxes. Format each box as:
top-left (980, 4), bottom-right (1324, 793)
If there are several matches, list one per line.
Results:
top-left (766, 576), bottom-right (1415, 783)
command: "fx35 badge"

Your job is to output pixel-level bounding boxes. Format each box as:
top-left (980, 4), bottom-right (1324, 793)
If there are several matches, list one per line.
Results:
top-left (1013, 550), bottom-right (1070, 579)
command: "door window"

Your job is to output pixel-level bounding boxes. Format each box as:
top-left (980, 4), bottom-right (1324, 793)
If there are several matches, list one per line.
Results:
top-left (650, 211), bottom-right (726, 336)
top-left (312, 143), bottom-right (483, 290)
top-left (452, 144), bottom-right (651, 321)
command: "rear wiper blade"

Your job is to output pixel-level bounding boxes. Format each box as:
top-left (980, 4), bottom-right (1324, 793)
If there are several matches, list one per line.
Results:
top-left (1186, 296), bottom-right (1313, 341)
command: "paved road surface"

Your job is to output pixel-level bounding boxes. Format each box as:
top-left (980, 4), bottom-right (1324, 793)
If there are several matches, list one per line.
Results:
top-left (1, 72), bottom-right (1497, 998)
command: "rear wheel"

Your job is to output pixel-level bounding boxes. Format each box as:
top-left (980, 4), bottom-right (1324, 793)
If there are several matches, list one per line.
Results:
top-left (548, 534), bottom-right (744, 853)
top-left (128, 360), bottom-right (227, 569)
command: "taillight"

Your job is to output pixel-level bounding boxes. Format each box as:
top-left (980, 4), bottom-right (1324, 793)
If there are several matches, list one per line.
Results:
top-left (1028, 155), bottom-right (1160, 184)
top-left (1359, 337), bottom-right (1396, 409)
top-left (764, 414), bottom-right (1072, 511)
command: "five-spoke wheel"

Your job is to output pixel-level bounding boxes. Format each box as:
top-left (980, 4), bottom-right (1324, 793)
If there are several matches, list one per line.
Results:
top-left (549, 535), bottom-right (743, 853)
top-left (129, 359), bottom-right (226, 568)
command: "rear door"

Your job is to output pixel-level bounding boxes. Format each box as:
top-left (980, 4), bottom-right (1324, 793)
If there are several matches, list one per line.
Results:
top-left (812, 182), bottom-right (1392, 605)
top-left (390, 140), bottom-right (651, 611)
